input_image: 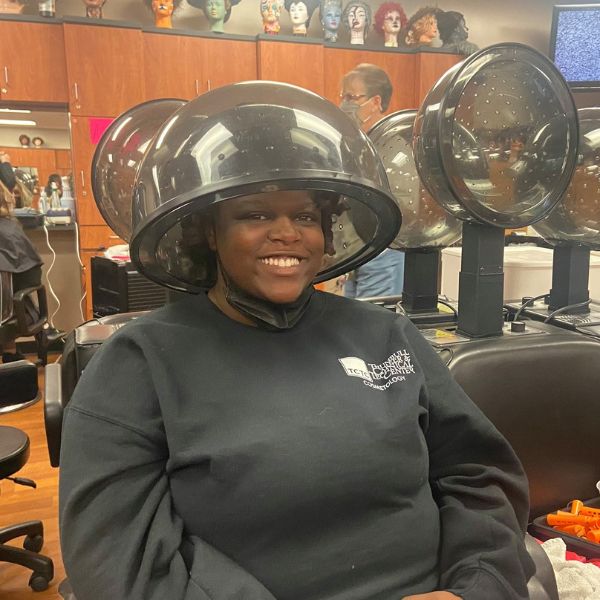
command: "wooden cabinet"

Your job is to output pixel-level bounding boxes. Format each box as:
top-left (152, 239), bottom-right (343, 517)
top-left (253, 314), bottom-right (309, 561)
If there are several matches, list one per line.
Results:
top-left (144, 31), bottom-right (257, 101)
top-left (144, 32), bottom-right (204, 101)
top-left (257, 37), bottom-right (324, 95)
top-left (70, 115), bottom-right (107, 226)
top-left (63, 22), bottom-right (145, 116)
top-left (0, 19), bottom-right (68, 103)
top-left (203, 36), bottom-right (257, 91)
top-left (415, 52), bottom-right (463, 104)
top-left (324, 47), bottom-right (417, 112)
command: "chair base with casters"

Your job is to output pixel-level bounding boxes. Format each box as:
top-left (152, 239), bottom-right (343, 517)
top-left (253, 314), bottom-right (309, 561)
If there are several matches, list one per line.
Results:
top-left (1, 424), bottom-right (54, 591)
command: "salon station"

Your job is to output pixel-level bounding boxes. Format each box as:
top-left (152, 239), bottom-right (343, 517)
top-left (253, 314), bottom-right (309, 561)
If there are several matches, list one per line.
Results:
top-left (0, 0), bottom-right (599, 598)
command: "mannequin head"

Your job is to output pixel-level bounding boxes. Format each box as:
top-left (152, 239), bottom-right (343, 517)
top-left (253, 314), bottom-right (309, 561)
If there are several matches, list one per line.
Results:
top-left (144, 0), bottom-right (183, 28)
top-left (82, 0), bottom-right (107, 19)
top-left (437, 10), bottom-right (469, 44)
top-left (402, 7), bottom-right (441, 47)
top-left (0, 0), bottom-right (24, 13)
top-left (319, 0), bottom-right (342, 42)
top-left (342, 0), bottom-right (371, 44)
top-left (261, 0), bottom-right (284, 33)
top-left (284, 0), bottom-right (318, 35)
top-left (188, 0), bottom-right (238, 33)
top-left (374, 2), bottom-right (407, 47)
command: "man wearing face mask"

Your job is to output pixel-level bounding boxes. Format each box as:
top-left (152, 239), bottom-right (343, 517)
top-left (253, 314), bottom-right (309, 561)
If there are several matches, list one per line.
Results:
top-left (339, 63), bottom-right (405, 298)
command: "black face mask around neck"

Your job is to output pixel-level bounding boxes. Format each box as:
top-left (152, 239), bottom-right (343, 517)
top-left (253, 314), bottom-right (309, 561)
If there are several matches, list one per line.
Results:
top-left (218, 260), bottom-right (315, 331)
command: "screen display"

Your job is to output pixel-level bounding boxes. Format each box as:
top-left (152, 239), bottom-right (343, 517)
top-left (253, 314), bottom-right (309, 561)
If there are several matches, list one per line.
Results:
top-left (550, 5), bottom-right (600, 87)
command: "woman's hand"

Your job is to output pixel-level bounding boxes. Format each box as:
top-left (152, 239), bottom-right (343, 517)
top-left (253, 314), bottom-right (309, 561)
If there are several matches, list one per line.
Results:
top-left (402, 593), bottom-right (462, 600)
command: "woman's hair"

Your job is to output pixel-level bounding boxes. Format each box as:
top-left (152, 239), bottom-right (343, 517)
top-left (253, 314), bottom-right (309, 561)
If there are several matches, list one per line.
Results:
top-left (14, 179), bottom-right (33, 209)
top-left (341, 0), bottom-right (372, 33)
top-left (373, 2), bottom-right (407, 35)
top-left (401, 6), bottom-right (440, 47)
top-left (0, 180), bottom-right (14, 218)
top-left (342, 63), bottom-right (393, 111)
top-left (188, 0), bottom-right (239, 23)
top-left (44, 173), bottom-right (63, 199)
top-left (436, 10), bottom-right (465, 44)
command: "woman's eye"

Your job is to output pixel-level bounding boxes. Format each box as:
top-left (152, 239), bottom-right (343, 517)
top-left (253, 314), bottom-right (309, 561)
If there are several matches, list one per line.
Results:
top-left (297, 213), bottom-right (319, 223)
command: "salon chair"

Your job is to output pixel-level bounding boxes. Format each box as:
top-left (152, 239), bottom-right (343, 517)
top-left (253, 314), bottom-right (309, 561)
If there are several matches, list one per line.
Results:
top-left (0, 361), bottom-right (54, 591)
top-left (0, 270), bottom-right (50, 367)
top-left (441, 322), bottom-right (600, 600)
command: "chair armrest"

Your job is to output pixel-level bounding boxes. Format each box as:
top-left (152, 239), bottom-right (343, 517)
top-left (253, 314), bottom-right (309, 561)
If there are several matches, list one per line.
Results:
top-left (44, 362), bottom-right (63, 468)
top-left (13, 284), bottom-right (48, 335)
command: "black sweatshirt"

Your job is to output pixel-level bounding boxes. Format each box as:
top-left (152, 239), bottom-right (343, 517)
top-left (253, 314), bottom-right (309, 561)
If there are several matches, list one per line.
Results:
top-left (59, 291), bottom-right (534, 600)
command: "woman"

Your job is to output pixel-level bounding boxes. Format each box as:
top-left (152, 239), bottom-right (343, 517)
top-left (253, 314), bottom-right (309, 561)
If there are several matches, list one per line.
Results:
top-left (59, 82), bottom-right (534, 599)
top-left (0, 186), bottom-right (43, 362)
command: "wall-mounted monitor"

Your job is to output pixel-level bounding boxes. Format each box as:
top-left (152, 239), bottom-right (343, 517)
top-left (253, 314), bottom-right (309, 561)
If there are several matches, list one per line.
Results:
top-left (550, 4), bottom-right (600, 89)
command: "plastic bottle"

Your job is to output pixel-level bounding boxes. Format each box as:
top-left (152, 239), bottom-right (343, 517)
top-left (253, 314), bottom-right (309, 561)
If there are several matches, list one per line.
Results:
top-left (38, 0), bottom-right (55, 18)
top-left (39, 189), bottom-right (48, 214)
top-left (50, 182), bottom-right (61, 210)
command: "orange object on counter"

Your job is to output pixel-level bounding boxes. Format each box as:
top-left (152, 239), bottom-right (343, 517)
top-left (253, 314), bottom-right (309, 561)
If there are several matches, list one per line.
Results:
top-left (546, 500), bottom-right (600, 545)
top-left (586, 530), bottom-right (600, 543)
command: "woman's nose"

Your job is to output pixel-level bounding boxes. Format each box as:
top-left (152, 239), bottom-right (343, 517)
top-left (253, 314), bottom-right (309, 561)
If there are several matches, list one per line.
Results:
top-left (268, 217), bottom-right (301, 242)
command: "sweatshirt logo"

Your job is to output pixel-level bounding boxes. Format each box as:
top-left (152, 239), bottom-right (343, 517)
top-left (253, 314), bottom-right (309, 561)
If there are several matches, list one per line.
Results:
top-left (338, 349), bottom-right (415, 391)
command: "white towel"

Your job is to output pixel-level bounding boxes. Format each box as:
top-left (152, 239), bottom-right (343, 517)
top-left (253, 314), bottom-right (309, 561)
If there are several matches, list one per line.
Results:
top-left (541, 537), bottom-right (600, 599)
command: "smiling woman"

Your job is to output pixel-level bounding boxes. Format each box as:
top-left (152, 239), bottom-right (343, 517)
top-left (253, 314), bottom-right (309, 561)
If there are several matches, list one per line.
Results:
top-left (60, 81), bottom-right (536, 600)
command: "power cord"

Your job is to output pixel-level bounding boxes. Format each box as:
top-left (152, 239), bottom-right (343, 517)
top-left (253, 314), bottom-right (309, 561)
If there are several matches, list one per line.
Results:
top-left (512, 293), bottom-right (549, 322)
top-left (42, 224), bottom-right (60, 329)
top-left (543, 299), bottom-right (592, 323)
top-left (73, 221), bottom-right (86, 323)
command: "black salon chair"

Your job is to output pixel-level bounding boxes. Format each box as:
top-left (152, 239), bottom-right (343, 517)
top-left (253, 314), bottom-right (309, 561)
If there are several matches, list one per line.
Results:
top-left (0, 361), bottom-right (54, 591)
top-left (443, 323), bottom-right (600, 600)
top-left (0, 270), bottom-right (50, 366)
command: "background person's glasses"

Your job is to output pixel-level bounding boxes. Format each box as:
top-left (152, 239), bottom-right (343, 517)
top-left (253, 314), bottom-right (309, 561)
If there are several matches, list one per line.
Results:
top-left (339, 93), bottom-right (368, 102)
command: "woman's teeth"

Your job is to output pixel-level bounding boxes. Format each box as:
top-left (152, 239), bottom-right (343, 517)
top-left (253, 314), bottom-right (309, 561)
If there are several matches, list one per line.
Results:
top-left (261, 257), bottom-right (300, 267)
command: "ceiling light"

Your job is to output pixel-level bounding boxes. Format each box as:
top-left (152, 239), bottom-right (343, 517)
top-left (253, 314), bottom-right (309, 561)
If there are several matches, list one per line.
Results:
top-left (0, 119), bottom-right (37, 126)
top-left (0, 108), bottom-right (32, 114)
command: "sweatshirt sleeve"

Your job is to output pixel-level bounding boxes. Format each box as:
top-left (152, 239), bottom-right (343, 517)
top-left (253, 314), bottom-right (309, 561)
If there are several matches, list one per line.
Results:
top-left (59, 333), bottom-right (277, 600)
top-left (402, 321), bottom-right (536, 600)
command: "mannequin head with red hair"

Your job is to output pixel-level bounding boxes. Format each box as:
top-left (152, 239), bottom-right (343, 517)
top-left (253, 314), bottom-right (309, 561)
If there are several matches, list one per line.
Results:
top-left (374, 2), bottom-right (407, 47)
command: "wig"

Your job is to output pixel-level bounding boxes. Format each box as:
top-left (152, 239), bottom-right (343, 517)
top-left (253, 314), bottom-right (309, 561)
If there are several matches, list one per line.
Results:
top-left (188, 0), bottom-right (241, 23)
top-left (373, 2), bottom-right (407, 35)
top-left (341, 0), bottom-right (372, 33)
top-left (283, 0), bottom-right (320, 28)
top-left (400, 6), bottom-right (441, 47)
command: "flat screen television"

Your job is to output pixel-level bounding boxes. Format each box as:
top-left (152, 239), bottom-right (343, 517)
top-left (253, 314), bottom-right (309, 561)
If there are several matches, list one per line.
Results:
top-left (549, 4), bottom-right (600, 89)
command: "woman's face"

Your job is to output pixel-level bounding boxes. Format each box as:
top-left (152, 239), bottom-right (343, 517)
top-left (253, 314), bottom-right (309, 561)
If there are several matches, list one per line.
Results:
top-left (206, 0), bottom-right (226, 21)
top-left (348, 5), bottom-right (366, 31)
top-left (151, 0), bottom-right (174, 16)
top-left (382, 9), bottom-right (401, 35)
top-left (322, 3), bottom-right (341, 30)
top-left (209, 190), bottom-right (325, 305)
top-left (289, 1), bottom-right (308, 25)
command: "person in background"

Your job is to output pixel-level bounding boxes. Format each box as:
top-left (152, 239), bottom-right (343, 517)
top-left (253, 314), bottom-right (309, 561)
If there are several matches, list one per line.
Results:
top-left (0, 151), bottom-right (17, 194)
top-left (44, 173), bottom-right (63, 200)
top-left (0, 186), bottom-right (44, 362)
top-left (339, 64), bottom-right (405, 298)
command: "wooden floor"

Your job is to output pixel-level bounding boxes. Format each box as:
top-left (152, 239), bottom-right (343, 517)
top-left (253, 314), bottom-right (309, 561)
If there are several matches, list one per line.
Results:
top-left (1, 358), bottom-right (66, 599)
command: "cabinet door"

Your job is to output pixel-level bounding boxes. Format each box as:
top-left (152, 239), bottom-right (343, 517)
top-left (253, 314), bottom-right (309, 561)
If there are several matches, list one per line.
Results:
top-left (70, 115), bottom-right (107, 226)
top-left (258, 39), bottom-right (324, 95)
top-left (415, 53), bottom-right (462, 104)
top-left (143, 32), bottom-right (201, 101)
top-left (324, 48), bottom-right (417, 113)
top-left (203, 37), bottom-right (257, 92)
top-left (0, 21), bottom-right (68, 103)
top-left (64, 23), bottom-right (145, 116)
